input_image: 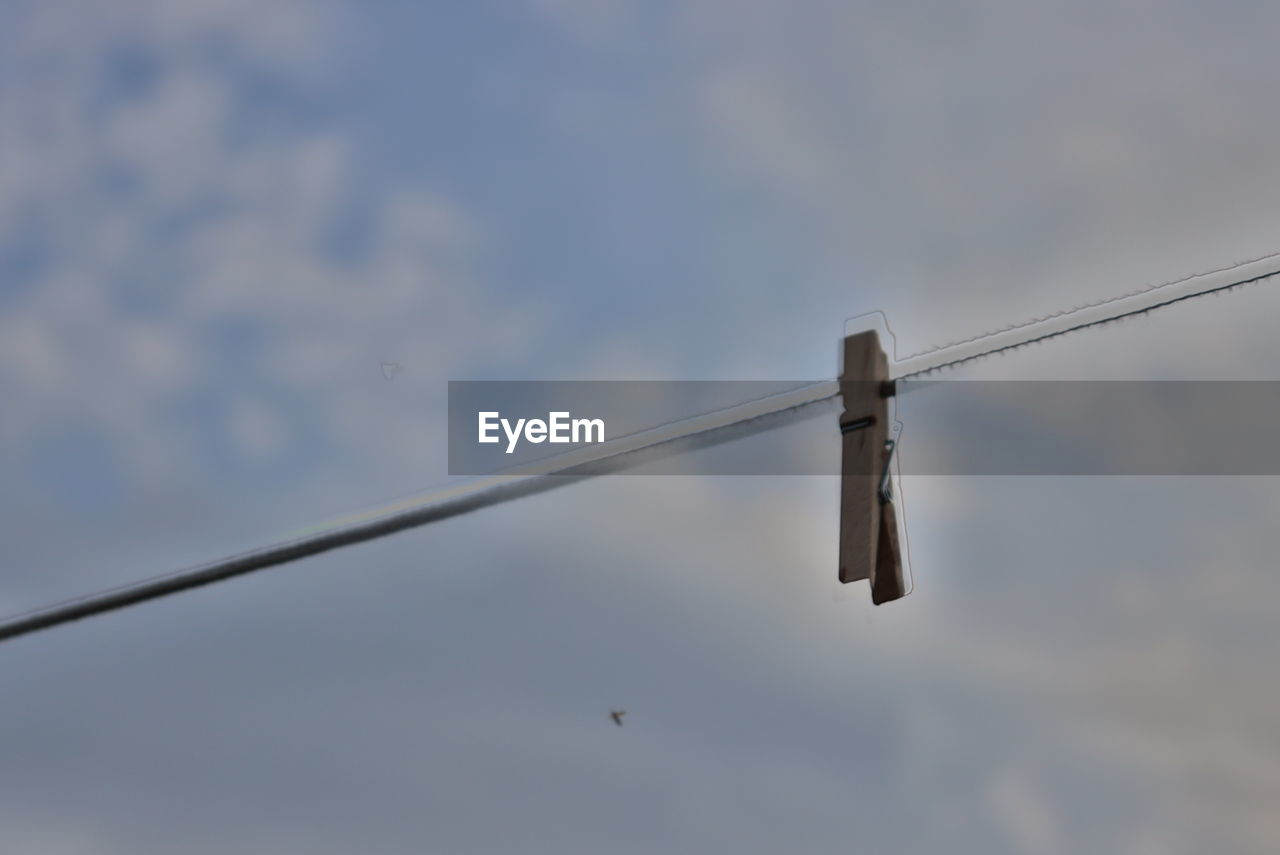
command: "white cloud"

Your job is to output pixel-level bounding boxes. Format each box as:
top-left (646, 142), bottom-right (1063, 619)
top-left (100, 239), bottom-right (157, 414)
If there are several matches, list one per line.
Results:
top-left (679, 0), bottom-right (1280, 357)
top-left (227, 396), bottom-right (286, 459)
top-left (0, 0), bottom-right (539, 494)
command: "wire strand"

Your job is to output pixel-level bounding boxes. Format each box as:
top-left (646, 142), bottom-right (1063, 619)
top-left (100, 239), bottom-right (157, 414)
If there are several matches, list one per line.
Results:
top-left (2, 250), bottom-right (1277, 644)
top-left (0, 382), bottom-right (840, 643)
top-left (891, 251), bottom-right (1280, 378)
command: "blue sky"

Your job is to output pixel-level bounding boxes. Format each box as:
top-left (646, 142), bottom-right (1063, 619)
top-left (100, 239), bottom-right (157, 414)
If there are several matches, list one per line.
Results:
top-left (5, 1), bottom-right (1280, 852)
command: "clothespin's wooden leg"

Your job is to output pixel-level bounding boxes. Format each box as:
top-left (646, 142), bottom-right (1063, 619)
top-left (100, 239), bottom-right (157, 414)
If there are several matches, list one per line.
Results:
top-left (871, 450), bottom-right (906, 605)
top-left (838, 330), bottom-right (906, 603)
top-left (838, 331), bottom-right (888, 585)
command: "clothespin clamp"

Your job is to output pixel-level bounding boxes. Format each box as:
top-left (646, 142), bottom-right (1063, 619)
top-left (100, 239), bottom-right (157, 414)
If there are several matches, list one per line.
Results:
top-left (838, 330), bottom-right (909, 604)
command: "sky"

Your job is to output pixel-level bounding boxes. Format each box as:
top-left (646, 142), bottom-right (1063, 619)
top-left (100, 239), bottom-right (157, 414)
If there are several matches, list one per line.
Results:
top-left (3, 1), bottom-right (1280, 852)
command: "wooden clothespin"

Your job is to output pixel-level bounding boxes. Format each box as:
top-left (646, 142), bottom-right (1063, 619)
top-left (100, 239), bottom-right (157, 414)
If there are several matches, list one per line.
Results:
top-left (838, 330), bottom-right (908, 604)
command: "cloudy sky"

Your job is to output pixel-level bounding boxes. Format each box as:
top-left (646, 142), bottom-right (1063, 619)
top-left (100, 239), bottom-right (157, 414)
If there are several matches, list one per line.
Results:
top-left (4, 1), bottom-right (1280, 852)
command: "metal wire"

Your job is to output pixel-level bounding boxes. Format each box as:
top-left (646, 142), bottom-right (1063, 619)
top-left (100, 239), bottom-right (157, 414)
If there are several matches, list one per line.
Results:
top-left (891, 250), bottom-right (1280, 379)
top-left (2, 250), bottom-right (1277, 644)
top-left (0, 382), bottom-right (841, 643)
